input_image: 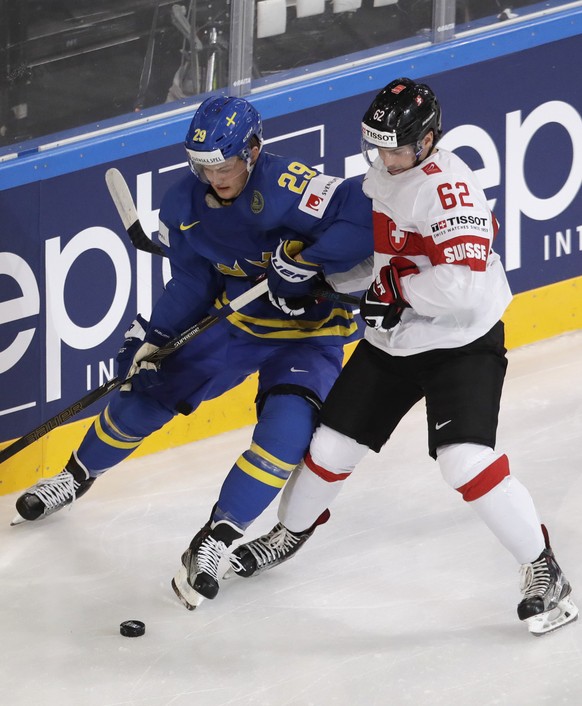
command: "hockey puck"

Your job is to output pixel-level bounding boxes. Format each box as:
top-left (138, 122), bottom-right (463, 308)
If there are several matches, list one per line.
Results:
top-left (120, 620), bottom-right (146, 638)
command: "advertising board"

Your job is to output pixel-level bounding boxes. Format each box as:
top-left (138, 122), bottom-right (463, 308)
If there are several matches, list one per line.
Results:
top-left (1, 33), bottom-right (581, 462)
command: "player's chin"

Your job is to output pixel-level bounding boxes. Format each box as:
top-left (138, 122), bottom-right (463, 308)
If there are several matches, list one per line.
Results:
top-left (217, 188), bottom-right (237, 200)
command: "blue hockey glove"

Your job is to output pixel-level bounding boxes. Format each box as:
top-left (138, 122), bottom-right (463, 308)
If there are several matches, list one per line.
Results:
top-left (116, 315), bottom-right (166, 393)
top-left (360, 257), bottom-right (419, 332)
top-left (121, 342), bottom-right (166, 393)
top-left (116, 314), bottom-right (149, 381)
top-left (267, 240), bottom-right (321, 316)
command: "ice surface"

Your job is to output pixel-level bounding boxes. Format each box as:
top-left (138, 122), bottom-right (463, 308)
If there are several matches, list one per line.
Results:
top-left (1, 331), bottom-right (581, 706)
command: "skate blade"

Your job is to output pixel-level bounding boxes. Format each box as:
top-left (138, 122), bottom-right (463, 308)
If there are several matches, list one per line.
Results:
top-left (171, 566), bottom-right (205, 611)
top-left (526, 596), bottom-right (579, 636)
top-left (10, 513), bottom-right (27, 526)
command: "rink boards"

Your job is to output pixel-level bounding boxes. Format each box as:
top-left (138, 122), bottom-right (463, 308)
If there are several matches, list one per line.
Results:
top-left (0, 10), bottom-right (581, 493)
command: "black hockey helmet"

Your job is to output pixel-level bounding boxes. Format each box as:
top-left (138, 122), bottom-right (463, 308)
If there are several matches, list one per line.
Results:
top-left (361, 77), bottom-right (442, 151)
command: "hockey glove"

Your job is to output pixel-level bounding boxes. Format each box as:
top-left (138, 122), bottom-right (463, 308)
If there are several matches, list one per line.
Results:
top-left (120, 342), bottom-right (165, 393)
top-left (267, 240), bottom-right (321, 316)
top-left (116, 314), bottom-right (149, 381)
top-left (116, 315), bottom-right (166, 393)
top-left (360, 257), bottom-right (419, 332)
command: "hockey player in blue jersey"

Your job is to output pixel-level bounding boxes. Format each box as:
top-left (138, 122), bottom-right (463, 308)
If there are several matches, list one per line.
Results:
top-left (14, 95), bottom-right (373, 608)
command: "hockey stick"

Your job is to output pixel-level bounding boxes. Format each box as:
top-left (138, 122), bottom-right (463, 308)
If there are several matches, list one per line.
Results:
top-left (0, 279), bottom-right (269, 465)
top-left (104, 168), bottom-right (360, 306)
top-left (105, 168), bottom-right (166, 257)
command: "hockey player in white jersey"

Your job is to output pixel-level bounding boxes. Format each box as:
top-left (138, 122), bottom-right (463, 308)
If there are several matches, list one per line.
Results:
top-left (229, 78), bottom-right (578, 636)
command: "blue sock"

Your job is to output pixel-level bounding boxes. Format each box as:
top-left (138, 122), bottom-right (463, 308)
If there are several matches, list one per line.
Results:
top-left (76, 392), bottom-right (174, 476)
top-left (214, 394), bottom-right (317, 528)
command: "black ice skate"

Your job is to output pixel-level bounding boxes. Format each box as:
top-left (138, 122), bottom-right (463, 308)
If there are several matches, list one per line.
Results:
top-left (12, 453), bottom-right (95, 525)
top-left (227, 509), bottom-right (330, 579)
top-left (172, 518), bottom-right (243, 610)
top-left (517, 526), bottom-right (578, 636)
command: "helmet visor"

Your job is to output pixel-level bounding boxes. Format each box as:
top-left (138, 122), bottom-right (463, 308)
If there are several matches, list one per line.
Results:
top-left (361, 138), bottom-right (380, 169)
top-left (361, 121), bottom-right (404, 168)
top-left (186, 148), bottom-right (249, 184)
top-left (361, 138), bottom-right (421, 172)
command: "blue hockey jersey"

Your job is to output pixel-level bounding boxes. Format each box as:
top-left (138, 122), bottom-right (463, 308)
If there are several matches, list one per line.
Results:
top-left (150, 151), bottom-right (373, 347)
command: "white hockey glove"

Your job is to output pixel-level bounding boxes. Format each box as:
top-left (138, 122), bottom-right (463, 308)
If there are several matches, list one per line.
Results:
top-left (267, 240), bottom-right (321, 316)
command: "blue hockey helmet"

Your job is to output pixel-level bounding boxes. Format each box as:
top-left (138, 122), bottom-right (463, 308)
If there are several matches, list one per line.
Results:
top-left (184, 95), bottom-right (263, 178)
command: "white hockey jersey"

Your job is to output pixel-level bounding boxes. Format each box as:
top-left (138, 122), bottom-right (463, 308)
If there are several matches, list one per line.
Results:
top-left (362, 148), bottom-right (512, 356)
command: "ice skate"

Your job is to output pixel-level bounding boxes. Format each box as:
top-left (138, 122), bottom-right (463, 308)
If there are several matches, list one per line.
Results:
top-left (517, 528), bottom-right (578, 636)
top-left (12, 453), bottom-right (95, 525)
top-left (172, 518), bottom-right (242, 610)
top-left (227, 509), bottom-right (330, 579)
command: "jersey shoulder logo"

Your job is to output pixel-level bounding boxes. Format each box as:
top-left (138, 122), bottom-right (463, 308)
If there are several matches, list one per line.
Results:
top-left (298, 173), bottom-right (343, 219)
top-left (251, 190), bottom-right (264, 214)
top-left (421, 162), bottom-right (442, 175)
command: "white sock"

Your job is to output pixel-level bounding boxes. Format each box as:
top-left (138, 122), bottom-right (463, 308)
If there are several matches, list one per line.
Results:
top-left (278, 460), bottom-right (345, 533)
top-left (468, 476), bottom-right (545, 564)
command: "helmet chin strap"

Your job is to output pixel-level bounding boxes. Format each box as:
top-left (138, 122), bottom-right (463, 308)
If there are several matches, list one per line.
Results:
top-left (413, 134), bottom-right (436, 167)
top-left (241, 144), bottom-right (262, 189)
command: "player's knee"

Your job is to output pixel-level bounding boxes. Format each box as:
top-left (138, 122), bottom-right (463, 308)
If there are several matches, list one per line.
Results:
top-left (436, 443), bottom-right (510, 501)
top-left (306, 424), bottom-right (369, 482)
top-left (254, 393), bottom-right (318, 464)
top-left (107, 392), bottom-right (174, 438)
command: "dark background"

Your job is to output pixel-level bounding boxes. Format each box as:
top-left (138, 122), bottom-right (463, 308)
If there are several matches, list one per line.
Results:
top-left (0, 0), bottom-right (532, 149)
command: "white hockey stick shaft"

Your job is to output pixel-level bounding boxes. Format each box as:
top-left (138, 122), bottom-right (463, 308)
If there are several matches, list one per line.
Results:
top-left (105, 167), bottom-right (137, 231)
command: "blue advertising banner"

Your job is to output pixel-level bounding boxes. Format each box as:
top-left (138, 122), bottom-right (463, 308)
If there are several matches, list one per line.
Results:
top-left (1, 34), bottom-right (581, 445)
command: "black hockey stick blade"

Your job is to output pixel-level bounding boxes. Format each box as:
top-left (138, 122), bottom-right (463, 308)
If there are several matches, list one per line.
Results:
top-left (105, 168), bottom-right (165, 257)
top-left (0, 279), bottom-right (269, 465)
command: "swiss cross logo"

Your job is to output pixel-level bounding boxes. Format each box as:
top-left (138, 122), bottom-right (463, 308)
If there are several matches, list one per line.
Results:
top-left (373, 211), bottom-right (423, 255)
top-left (388, 221), bottom-right (408, 252)
top-left (305, 194), bottom-right (322, 211)
top-left (431, 220), bottom-right (448, 233)
top-left (421, 162), bottom-right (442, 175)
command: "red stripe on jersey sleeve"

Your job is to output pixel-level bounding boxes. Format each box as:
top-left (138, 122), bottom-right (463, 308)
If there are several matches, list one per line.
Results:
top-left (430, 235), bottom-right (490, 271)
top-left (373, 210), bottom-right (424, 256)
